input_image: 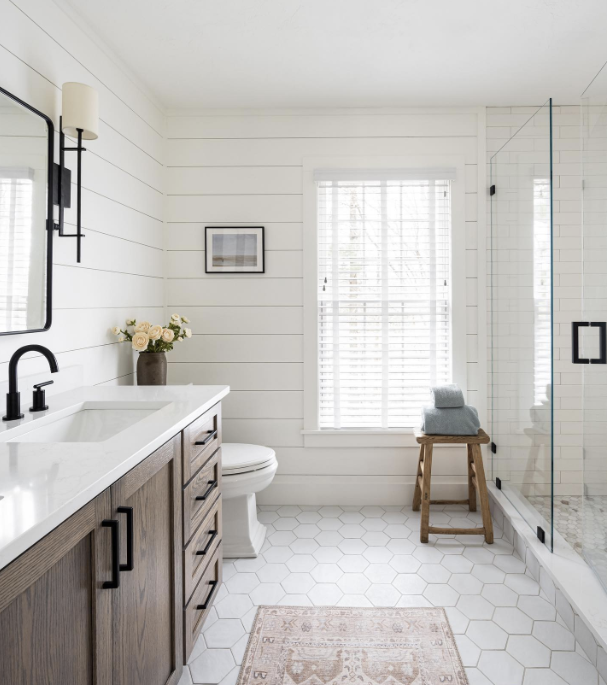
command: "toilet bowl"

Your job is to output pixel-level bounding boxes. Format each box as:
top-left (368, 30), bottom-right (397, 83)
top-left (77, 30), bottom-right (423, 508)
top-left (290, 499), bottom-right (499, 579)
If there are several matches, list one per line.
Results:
top-left (221, 443), bottom-right (278, 558)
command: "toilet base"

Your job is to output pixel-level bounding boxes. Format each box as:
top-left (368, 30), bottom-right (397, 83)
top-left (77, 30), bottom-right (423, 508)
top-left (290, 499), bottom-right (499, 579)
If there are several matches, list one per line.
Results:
top-left (223, 493), bottom-right (267, 558)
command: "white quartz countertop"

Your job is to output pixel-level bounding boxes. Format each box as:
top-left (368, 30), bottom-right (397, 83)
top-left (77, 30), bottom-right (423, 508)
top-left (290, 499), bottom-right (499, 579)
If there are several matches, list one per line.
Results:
top-left (0, 384), bottom-right (229, 571)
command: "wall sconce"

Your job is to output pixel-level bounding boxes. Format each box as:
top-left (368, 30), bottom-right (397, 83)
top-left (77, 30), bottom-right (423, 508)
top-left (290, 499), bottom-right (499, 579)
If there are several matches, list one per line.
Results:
top-left (53, 82), bottom-right (99, 263)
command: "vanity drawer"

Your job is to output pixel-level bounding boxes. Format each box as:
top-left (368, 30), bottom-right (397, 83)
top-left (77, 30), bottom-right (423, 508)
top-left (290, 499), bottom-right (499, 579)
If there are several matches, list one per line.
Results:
top-left (184, 497), bottom-right (222, 602)
top-left (184, 543), bottom-right (223, 661)
top-left (183, 402), bottom-right (222, 485)
top-left (183, 448), bottom-right (222, 544)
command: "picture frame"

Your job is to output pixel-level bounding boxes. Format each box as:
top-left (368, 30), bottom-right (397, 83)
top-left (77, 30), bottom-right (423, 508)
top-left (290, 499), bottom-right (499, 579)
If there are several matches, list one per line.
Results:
top-left (204, 226), bottom-right (265, 274)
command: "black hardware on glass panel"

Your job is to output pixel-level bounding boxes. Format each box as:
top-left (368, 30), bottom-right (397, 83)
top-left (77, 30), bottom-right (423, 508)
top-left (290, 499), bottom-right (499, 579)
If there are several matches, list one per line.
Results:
top-left (490, 442), bottom-right (497, 454)
top-left (195, 430), bottom-right (217, 447)
top-left (30, 380), bottom-right (53, 413)
top-left (197, 580), bottom-right (218, 611)
top-left (572, 322), bottom-right (607, 364)
top-left (490, 185), bottom-right (496, 196)
top-left (117, 506), bottom-right (134, 572)
top-left (0, 86), bottom-right (54, 337)
top-left (102, 519), bottom-right (120, 589)
top-left (53, 115), bottom-right (85, 263)
top-left (3, 345), bottom-right (59, 421)
top-left (196, 530), bottom-right (218, 557)
top-left (195, 480), bottom-right (218, 502)
top-left (537, 526), bottom-right (546, 544)
top-left (495, 477), bottom-right (502, 490)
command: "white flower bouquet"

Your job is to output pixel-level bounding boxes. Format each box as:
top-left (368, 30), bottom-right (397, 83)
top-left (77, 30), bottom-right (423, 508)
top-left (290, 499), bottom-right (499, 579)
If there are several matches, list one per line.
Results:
top-left (111, 314), bottom-right (192, 353)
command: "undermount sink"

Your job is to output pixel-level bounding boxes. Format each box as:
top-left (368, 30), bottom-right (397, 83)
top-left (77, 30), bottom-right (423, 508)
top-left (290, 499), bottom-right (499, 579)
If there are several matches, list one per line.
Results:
top-left (9, 401), bottom-right (170, 443)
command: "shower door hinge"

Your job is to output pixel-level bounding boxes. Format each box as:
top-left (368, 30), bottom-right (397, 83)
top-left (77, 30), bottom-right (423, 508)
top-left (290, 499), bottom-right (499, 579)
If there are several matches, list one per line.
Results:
top-left (489, 185), bottom-right (496, 196)
top-left (490, 442), bottom-right (497, 454)
top-left (495, 477), bottom-right (502, 490)
top-left (537, 526), bottom-right (546, 544)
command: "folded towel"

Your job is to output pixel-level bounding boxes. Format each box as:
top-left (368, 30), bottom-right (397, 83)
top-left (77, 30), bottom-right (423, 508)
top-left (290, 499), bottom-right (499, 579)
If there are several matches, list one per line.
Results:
top-left (430, 384), bottom-right (465, 408)
top-left (421, 404), bottom-right (480, 436)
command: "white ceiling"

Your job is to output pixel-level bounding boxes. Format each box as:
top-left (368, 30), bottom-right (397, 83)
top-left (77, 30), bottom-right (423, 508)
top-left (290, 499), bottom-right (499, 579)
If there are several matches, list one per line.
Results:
top-left (64, 0), bottom-right (607, 110)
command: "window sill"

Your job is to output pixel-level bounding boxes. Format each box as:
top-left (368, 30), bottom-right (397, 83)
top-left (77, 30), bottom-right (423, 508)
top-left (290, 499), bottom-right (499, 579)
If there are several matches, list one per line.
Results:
top-left (301, 429), bottom-right (468, 448)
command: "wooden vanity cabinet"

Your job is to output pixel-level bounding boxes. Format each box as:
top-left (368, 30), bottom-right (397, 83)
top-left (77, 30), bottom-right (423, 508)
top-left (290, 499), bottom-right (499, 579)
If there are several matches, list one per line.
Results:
top-left (0, 490), bottom-right (114, 685)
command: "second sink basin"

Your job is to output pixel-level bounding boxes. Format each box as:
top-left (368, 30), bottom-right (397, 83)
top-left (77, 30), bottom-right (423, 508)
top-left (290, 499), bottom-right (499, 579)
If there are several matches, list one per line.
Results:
top-left (9, 402), bottom-right (170, 443)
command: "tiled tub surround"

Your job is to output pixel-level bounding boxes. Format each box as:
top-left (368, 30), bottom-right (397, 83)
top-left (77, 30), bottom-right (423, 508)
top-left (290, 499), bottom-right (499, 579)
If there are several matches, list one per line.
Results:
top-left (180, 503), bottom-right (604, 685)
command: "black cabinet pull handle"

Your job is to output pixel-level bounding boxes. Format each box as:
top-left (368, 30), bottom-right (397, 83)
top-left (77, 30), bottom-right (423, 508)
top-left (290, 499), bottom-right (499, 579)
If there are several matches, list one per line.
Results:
top-left (117, 506), bottom-right (134, 572)
top-left (195, 480), bottom-right (218, 502)
top-left (197, 580), bottom-right (218, 611)
top-left (102, 519), bottom-right (120, 589)
top-left (196, 530), bottom-right (218, 557)
top-left (195, 430), bottom-right (217, 447)
top-left (572, 322), bottom-right (607, 364)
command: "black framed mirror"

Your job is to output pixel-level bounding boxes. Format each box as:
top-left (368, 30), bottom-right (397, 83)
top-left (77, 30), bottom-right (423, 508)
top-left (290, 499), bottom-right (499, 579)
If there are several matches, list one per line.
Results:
top-left (0, 85), bottom-right (54, 336)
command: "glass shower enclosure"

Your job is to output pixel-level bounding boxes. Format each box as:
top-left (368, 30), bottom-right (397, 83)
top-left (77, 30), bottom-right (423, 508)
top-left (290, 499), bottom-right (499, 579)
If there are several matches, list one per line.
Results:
top-left (489, 99), bottom-right (554, 550)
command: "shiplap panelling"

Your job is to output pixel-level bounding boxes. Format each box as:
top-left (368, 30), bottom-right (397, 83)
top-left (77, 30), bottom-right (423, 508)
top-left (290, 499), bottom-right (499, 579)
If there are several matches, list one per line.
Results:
top-left (166, 108), bottom-right (486, 504)
top-left (0, 0), bottom-right (165, 387)
top-left (486, 105), bottom-right (582, 499)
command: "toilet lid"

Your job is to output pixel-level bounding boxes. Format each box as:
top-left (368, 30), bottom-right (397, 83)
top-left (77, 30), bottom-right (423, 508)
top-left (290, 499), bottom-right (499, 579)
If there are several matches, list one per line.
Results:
top-left (222, 443), bottom-right (276, 475)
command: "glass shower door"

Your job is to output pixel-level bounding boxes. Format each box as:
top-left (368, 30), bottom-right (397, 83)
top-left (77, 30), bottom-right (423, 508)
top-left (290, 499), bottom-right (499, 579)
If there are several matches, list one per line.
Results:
top-left (581, 67), bottom-right (607, 585)
top-left (490, 99), bottom-right (554, 549)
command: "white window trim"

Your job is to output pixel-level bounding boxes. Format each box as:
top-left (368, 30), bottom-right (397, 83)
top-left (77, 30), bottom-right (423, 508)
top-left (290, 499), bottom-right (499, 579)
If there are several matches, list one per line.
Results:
top-left (302, 155), bottom-right (468, 445)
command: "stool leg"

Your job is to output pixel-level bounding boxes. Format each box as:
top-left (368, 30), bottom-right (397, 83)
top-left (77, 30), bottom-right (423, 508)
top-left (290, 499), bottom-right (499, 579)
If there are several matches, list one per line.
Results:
top-left (412, 444), bottom-right (424, 512)
top-left (471, 444), bottom-right (493, 544)
top-left (467, 444), bottom-right (477, 512)
top-left (420, 444), bottom-right (433, 543)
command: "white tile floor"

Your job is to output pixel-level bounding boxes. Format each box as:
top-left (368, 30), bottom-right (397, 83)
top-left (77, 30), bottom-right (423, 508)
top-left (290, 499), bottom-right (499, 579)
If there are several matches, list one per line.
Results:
top-left (179, 504), bottom-right (605, 685)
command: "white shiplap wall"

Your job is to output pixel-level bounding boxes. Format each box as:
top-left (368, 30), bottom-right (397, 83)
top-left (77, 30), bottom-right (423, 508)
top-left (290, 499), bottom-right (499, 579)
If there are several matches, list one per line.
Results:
top-left (0, 0), bottom-right (165, 388)
top-left (486, 105), bottom-right (582, 498)
top-left (166, 109), bottom-right (487, 504)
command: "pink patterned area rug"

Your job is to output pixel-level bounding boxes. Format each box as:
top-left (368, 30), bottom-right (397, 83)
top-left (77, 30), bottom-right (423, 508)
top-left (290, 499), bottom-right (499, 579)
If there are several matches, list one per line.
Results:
top-left (237, 605), bottom-right (468, 685)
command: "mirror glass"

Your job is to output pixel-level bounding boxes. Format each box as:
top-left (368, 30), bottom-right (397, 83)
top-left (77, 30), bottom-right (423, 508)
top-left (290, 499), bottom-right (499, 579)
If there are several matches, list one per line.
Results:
top-left (0, 88), bottom-right (52, 334)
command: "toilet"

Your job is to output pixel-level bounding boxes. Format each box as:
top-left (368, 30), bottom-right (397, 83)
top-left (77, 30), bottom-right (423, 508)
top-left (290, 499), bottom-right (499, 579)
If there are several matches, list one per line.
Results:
top-left (221, 443), bottom-right (278, 558)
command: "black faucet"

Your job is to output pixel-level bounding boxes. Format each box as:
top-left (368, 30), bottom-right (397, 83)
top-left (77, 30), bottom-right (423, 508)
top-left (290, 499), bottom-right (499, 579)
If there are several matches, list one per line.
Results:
top-left (3, 345), bottom-right (59, 421)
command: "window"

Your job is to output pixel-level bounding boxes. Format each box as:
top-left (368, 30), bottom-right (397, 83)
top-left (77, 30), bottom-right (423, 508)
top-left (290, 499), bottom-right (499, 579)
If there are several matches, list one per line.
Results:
top-left (316, 174), bottom-right (453, 429)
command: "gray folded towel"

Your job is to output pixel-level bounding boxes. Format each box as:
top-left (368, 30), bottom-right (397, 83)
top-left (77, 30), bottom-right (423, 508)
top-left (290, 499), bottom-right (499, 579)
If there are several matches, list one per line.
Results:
top-left (431, 384), bottom-right (465, 408)
top-left (421, 405), bottom-right (480, 436)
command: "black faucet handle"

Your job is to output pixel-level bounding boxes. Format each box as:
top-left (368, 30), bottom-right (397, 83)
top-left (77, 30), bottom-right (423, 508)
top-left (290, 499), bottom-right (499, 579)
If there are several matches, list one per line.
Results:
top-left (30, 381), bottom-right (53, 413)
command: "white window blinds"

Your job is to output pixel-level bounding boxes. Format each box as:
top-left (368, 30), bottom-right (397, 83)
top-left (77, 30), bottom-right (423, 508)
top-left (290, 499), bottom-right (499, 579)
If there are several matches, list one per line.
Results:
top-left (317, 177), bottom-right (452, 429)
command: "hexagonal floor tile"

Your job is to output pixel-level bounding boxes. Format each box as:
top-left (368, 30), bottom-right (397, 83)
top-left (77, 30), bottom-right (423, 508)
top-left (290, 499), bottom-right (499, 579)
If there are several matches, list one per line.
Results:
top-left (361, 518), bottom-right (388, 532)
top-left (441, 555), bottom-right (473, 574)
top-left (290, 539), bottom-right (319, 554)
top-left (308, 583), bottom-right (343, 605)
top-left (319, 506), bottom-right (342, 517)
top-left (518, 596), bottom-right (556, 621)
top-left (338, 539), bottom-right (368, 555)
top-left (471, 564), bottom-right (505, 584)
top-left (316, 531), bottom-right (345, 547)
top-left (413, 547), bottom-right (444, 564)
top-left (225, 573), bottom-right (260, 594)
top-left (364, 564), bottom-right (397, 584)
top-left (462, 547), bottom-right (494, 564)
top-left (532, 621), bottom-right (575, 651)
top-left (454, 635), bottom-right (480, 667)
top-left (268, 531), bottom-right (297, 546)
top-left (363, 531), bottom-right (391, 547)
top-left (278, 594), bottom-right (313, 607)
top-left (281, 572), bottom-right (315, 594)
top-left (204, 619), bottom-right (245, 649)
top-left (362, 547), bottom-right (393, 564)
top-left (418, 564), bottom-right (451, 584)
top-left (257, 511), bottom-right (279, 524)
top-left (339, 511), bottom-right (364, 524)
top-left (386, 539), bottom-right (416, 555)
top-left (337, 554), bottom-right (369, 572)
top-left (215, 594), bottom-right (253, 619)
top-left (256, 563), bottom-right (289, 583)
top-left (360, 506), bottom-right (385, 518)
top-left (477, 650), bottom-right (524, 685)
top-left (390, 555), bottom-right (421, 573)
top-left (189, 648), bottom-right (235, 684)
top-left (481, 583), bottom-right (518, 607)
top-left (317, 518), bottom-right (343, 531)
top-left (273, 517), bottom-right (300, 531)
top-left (448, 574), bottom-right (482, 595)
top-left (249, 583), bottom-right (286, 606)
top-left (337, 595), bottom-right (374, 607)
top-left (365, 583), bottom-right (400, 606)
top-left (294, 524), bottom-right (321, 539)
top-left (506, 635), bottom-right (551, 668)
top-left (297, 511), bottom-right (321, 524)
top-left (423, 583), bottom-right (459, 606)
top-left (337, 573), bottom-right (371, 595)
top-left (504, 573), bottom-right (539, 595)
top-left (311, 564), bottom-right (343, 583)
top-left (313, 547), bottom-right (343, 564)
top-left (457, 595), bottom-right (494, 620)
top-left (492, 607), bottom-right (533, 634)
top-left (277, 506), bottom-right (301, 517)
top-left (263, 546), bottom-right (293, 564)
top-left (466, 620), bottom-right (508, 650)
top-left (339, 524), bottom-right (366, 538)
top-left (234, 557), bottom-right (266, 573)
top-left (286, 554), bottom-right (317, 572)
top-left (393, 574), bottom-right (427, 595)
top-left (382, 511), bottom-right (407, 524)
top-left (384, 524), bottom-right (411, 539)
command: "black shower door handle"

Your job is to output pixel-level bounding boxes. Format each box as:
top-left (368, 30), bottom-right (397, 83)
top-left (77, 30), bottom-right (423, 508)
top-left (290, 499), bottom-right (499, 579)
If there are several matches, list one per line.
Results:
top-left (572, 322), bottom-right (606, 364)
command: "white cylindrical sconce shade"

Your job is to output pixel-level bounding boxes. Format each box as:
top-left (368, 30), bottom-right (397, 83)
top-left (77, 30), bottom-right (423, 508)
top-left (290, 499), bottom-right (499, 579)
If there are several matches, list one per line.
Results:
top-left (61, 82), bottom-right (99, 140)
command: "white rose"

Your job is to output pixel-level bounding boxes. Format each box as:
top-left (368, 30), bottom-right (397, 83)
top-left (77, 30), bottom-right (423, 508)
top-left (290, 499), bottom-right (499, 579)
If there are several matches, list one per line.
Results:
top-left (181, 316), bottom-right (190, 323)
top-left (184, 328), bottom-right (192, 338)
top-left (171, 313), bottom-right (180, 321)
top-left (177, 336), bottom-right (183, 342)
top-left (111, 326), bottom-right (121, 336)
top-left (132, 331), bottom-right (149, 352)
top-left (149, 325), bottom-right (163, 341)
top-left (161, 328), bottom-right (175, 343)
top-left (118, 337), bottom-right (125, 342)
top-left (134, 320), bottom-right (150, 334)
top-left (126, 318), bottom-right (135, 326)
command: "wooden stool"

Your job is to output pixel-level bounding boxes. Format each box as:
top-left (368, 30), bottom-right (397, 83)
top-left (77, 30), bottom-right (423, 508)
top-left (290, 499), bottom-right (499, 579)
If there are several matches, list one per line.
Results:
top-left (412, 428), bottom-right (493, 544)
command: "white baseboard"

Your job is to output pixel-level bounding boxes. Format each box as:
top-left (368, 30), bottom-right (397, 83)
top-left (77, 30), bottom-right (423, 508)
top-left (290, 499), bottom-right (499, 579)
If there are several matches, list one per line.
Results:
top-left (257, 475), bottom-right (469, 506)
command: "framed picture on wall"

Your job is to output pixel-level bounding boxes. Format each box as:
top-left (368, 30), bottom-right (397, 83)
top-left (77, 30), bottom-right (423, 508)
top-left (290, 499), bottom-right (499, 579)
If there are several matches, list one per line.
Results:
top-left (205, 226), bottom-right (265, 274)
